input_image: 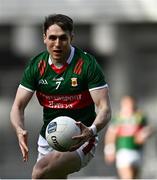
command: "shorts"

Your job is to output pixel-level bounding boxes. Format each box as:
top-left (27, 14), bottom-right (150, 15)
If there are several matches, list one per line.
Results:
top-left (37, 135), bottom-right (98, 168)
top-left (116, 149), bottom-right (142, 168)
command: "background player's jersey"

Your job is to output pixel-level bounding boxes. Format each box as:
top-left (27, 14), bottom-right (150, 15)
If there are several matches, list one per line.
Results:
top-left (111, 112), bottom-right (147, 151)
top-left (20, 47), bottom-right (107, 137)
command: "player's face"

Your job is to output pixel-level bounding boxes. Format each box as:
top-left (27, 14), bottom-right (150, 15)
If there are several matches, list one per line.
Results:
top-left (44, 24), bottom-right (73, 63)
top-left (121, 97), bottom-right (135, 115)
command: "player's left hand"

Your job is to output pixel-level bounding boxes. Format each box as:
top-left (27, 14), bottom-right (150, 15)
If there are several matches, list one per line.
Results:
top-left (135, 127), bottom-right (151, 145)
top-left (69, 121), bottom-right (94, 151)
top-left (17, 129), bottom-right (29, 162)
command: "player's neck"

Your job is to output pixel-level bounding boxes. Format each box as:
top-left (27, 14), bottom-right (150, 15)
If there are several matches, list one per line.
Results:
top-left (50, 46), bottom-right (74, 68)
top-left (51, 60), bottom-right (66, 68)
top-left (50, 54), bottom-right (68, 68)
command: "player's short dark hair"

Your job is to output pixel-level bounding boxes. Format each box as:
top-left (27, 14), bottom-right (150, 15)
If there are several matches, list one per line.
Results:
top-left (43, 14), bottom-right (74, 35)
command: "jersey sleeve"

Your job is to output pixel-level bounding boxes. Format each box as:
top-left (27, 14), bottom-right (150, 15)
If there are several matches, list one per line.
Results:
top-left (20, 59), bottom-right (38, 91)
top-left (86, 54), bottom-right (107, 90)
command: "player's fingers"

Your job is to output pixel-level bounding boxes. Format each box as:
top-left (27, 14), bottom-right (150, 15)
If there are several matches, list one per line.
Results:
top-left (18, 131), bottom-right (28, 151)
top-left (22, 141), bottom-right (28, 151)
top-left (17, 130), bottom-right (29, 161)
top-left (72, 134), bottom-right (84, 139)
top-left (75, 121), bottom-right (86, 130)
top-left (69, 139), bottom-right (85, 151)
top-left (19, 143), bottom-right (29, 162)
top-left (69, 137), bottom-right (87, 151)
top-left (23, 152), bottom-right (28, 162)
top-left (19, 138), bottom-right (29, 158)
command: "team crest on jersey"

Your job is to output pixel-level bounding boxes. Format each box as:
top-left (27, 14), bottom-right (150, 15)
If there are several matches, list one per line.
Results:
top-left (71, 78), bottom-right (78, 87)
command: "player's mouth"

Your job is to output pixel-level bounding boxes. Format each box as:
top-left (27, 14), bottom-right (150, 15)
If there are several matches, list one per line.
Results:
top-left (53, 49), bottom-right (62, 55)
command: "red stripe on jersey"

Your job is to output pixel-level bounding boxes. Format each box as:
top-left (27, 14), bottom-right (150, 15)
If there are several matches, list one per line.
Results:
top-left (74, 59), bottom-right (84, 75)
top-left (116, 125), bottom-right (142, 136)
top-left (51, 63), bottom-right (68, 74)
top-left (38, 60), bottom-right (46, 76)
top-left (36, 90), bottom-right (94, 109)
top-left (82, 138), bottom-right (95, 155)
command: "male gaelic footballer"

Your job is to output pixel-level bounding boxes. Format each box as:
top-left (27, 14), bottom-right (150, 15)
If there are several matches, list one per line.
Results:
top-left (10, 14), bottom-right (111, 179)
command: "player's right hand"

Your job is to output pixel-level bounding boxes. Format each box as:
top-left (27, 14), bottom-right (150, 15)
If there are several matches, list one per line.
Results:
top-left (69, 122), bottom-right (93, 151)
top-left (104, 153), bottom-right (115, 164)
top-left (17, 130), bottom-right (29, 162)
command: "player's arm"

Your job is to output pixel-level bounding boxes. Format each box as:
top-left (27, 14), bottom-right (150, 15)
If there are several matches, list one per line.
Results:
top-left (103, 124), bottom-right (117, 164)
top-left (90, 87), bottom-right (111, 133)
top-left (10, 87), bottom-right (34, 161)
top-left (70, 87), bottom-right (111, 151)
top-left (135, 125), bottom-right (153, 145)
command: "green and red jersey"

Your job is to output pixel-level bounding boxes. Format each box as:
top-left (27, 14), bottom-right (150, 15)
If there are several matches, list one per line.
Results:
top-left (111, 112), bottom-right (147, 151)
top-left (20, 46), bottom-right (107, 138)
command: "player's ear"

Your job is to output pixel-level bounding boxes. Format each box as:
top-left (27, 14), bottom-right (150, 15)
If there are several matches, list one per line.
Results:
top-left (43, 33), bottom-right (47, 44)
top-left (70, 33), bottom-right (74, 42)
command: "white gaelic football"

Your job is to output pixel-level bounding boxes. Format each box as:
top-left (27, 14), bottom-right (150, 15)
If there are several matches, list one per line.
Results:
top-left (45, 116), bottom-right (81, 152)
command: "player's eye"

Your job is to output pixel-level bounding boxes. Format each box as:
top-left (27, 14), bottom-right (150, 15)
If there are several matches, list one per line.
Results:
top-left (49, 35), bottom-right (57, 41)
top-left (48, 35), bottom-right (68, 41)
top-left (59, 35), bottom-right (68, 41)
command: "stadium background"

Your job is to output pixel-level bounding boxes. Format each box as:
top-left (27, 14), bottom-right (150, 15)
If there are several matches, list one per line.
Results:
top-left (0, 0), bottom-right (157, 178)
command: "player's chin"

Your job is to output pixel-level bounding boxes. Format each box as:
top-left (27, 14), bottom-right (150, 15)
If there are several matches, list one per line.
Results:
top-left (52, 55), bottom-right (62, 61)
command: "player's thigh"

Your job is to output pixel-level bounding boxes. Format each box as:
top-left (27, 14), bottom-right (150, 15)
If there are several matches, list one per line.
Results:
top-left (52, 151), bottom-right (81, 174)
top-left (34, 150), bottom-right (81, 176)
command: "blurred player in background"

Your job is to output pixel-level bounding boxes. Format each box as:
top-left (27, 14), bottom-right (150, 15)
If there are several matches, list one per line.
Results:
top-left (10, 14), bottom-right (111, 179)
top-left (104, 95), bottom-right (152, 179)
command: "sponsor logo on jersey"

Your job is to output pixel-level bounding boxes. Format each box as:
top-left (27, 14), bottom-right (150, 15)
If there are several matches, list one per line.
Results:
top-left (71, 78), bottom-right (78, 87)
top-left (53, 77), bottom-right (64, 81)
top-left (36, 90), bottom-right (94, 109)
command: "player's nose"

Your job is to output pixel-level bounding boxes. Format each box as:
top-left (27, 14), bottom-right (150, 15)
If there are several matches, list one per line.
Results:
top-left (55, 38), bottom-right (61, 46)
